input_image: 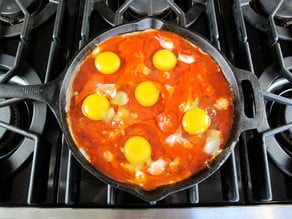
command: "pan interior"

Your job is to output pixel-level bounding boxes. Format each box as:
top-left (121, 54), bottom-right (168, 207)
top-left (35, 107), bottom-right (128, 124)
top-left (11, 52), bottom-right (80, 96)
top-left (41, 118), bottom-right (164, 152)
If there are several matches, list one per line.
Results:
top-left (59, 18), bottom-right (241, 201)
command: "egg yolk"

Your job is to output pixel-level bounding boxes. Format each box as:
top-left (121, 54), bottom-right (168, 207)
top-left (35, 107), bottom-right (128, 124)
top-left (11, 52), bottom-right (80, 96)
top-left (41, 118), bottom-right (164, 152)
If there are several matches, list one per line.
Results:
top-left (182, 108), bottom-right (211, 135)
top-left (124, 136), bottom-right (152, 165)
top-left (82, 94), bottom-right (110, 120)
top-left (94, 51), bottom-right (121, 74)
top-left (135, 81), bottom-right (160, 107)
top-left (152, 49), bottom-right (177, 71)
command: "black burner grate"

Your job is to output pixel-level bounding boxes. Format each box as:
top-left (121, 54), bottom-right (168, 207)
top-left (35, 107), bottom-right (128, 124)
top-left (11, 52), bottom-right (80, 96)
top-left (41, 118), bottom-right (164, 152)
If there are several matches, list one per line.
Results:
top-left (0, 0), bottom-right (291, 208)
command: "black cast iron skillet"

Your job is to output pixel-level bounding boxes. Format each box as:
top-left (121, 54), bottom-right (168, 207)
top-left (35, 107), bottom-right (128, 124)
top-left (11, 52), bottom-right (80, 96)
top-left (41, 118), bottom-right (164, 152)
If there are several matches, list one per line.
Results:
top-left (0, 18), bottom-right (267, 202)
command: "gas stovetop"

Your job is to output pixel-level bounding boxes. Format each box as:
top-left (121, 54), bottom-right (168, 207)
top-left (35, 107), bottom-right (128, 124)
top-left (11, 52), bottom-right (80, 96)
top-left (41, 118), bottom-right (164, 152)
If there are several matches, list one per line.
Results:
top-left (0, 0), bottom-right (291, 217)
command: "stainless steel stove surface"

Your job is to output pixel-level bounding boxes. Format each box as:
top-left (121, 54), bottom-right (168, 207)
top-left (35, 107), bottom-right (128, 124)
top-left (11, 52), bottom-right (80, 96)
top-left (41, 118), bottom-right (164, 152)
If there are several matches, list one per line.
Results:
top-left (0, 0), bottom-right (291, 218)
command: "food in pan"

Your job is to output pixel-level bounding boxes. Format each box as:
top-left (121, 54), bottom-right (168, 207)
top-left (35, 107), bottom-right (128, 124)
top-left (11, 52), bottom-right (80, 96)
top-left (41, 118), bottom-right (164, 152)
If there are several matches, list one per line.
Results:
top-left (66, 29), bottom-right (234, 190)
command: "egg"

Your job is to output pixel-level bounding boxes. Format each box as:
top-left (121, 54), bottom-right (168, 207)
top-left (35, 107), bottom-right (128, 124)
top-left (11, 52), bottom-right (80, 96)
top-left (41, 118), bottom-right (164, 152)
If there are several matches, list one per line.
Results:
top-left (182, 107), bottom-right (211, 135)
top-left (82, 93), bottom-right (110, 120)
top-left (152, 49), bottom-right (177, 71)
top-left (94, 51), bottom-right (121, 74)
top-left (134, 81), bottom-right (160, 107)
top-left (124, 136), bottom-right (152, 165)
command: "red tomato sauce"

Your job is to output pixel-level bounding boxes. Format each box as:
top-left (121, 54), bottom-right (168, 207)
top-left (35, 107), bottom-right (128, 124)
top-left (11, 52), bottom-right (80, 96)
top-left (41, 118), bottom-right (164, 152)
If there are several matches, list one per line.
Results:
top-left (67, 30), bottom-right (234, 190)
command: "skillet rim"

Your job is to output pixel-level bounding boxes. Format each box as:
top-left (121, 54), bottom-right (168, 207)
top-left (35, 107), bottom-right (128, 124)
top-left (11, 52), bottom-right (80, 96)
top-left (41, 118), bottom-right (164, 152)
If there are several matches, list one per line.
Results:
top-left (59, 18), bottom-right (243, 202)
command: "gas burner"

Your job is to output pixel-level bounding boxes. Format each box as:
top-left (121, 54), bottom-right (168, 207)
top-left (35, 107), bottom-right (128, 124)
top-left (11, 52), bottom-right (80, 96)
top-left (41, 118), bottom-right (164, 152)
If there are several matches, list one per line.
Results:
top-left (260, 56), bottom-right (292, 176)
top-left (0, 1), bottom-right (57, 38)
top-left (0, 99), bottom-right (21, 158)
top-left (267, 85), bottom-right (292, 154)
top-left (129, 0), bottom-right (171, 16)
top-left (125, 0), bottom-right (174, 22)
top-left (258, 0), bottom-right (292, 25)
top-left (0, 54), bottom-right (46, 178)
top-left (240, 0), bottom-right (292, 41)
top-left (0, 0), bottom-right (42, 24)
top-left (96, 0), bottom-right (205, 27)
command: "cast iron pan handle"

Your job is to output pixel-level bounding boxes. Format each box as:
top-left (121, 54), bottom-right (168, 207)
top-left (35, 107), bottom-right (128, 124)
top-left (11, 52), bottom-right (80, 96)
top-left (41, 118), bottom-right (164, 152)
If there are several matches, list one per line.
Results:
top-left (231, 66), bottom-right (267, 133)
top-left (0, 76), bottom-right (63, 122)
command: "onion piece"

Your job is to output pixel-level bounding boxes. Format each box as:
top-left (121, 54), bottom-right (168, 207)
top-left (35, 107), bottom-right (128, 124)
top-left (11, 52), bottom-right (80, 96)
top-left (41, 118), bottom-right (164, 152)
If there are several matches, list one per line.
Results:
top-left (147, 158), bottom-right (167, 175)
top-left (178, 53), bottom-right (195, 64)
top-left (111, 91), bottom-right (129, 106)
top-left (204, 130), bottom-right (221, 155)
top-left (96, 83), bottom-right (116, 98)
top-left (155, 36), bottom-right (174, 50)
top-left (166, 134), bottom-right (193, 148)
top-left (214, 97), bottom-right (229, 110)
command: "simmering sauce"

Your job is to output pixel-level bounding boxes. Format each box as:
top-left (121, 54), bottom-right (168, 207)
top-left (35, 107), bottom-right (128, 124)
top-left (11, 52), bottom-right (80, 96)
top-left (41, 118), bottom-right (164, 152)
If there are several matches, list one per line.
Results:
top-left (66, 30), bottom-right (234, 190)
